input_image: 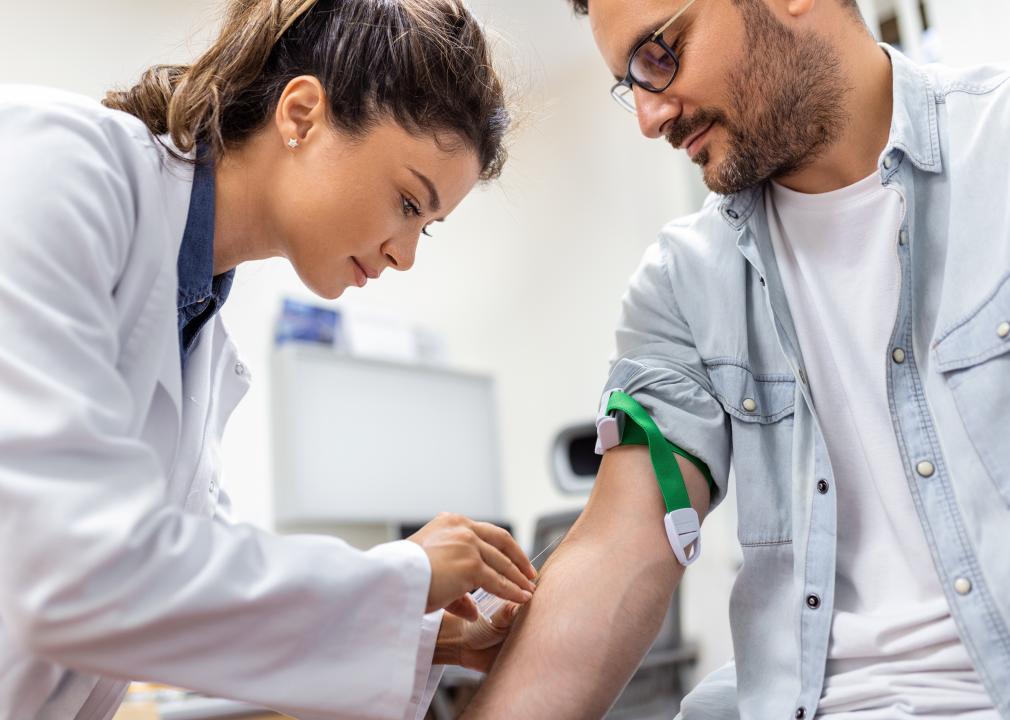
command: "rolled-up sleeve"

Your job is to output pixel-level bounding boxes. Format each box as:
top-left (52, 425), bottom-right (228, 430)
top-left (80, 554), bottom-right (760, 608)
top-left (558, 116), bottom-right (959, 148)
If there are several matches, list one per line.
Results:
top-left (602, 240), bottom-right (731, 509)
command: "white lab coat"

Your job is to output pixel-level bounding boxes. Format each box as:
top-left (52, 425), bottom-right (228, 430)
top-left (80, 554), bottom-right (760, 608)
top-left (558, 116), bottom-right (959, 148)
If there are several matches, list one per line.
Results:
top-left (0, 85), bottom-right (444, 720)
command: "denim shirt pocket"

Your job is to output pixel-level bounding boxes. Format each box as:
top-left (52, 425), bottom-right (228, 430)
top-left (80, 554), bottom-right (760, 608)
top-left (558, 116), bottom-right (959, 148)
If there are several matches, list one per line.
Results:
top-left (934, 272), bottom-right (1010, 507)
top-left (706, 360), bottom-right (796, 546)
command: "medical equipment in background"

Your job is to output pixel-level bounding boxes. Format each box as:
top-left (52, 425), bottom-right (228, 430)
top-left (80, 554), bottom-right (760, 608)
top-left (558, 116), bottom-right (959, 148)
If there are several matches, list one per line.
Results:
top-left (274, 297), bottom-right (448, 364)
top-left (274, 298), bottom-right (342, 348)
top-left (270, 344), bottom-right (504, 544)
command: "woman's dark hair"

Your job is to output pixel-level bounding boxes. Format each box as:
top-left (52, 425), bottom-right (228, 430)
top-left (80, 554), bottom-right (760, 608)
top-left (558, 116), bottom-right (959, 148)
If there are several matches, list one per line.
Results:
top-left (565, 0), bottom-right (862, 18)
top-left (104, 0), bottom-right (509, 179)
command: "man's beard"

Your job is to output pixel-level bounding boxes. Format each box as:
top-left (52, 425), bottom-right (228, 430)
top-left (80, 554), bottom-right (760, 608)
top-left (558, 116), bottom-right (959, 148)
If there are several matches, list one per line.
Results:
top-left (666, 0), bottom-right (851, 196)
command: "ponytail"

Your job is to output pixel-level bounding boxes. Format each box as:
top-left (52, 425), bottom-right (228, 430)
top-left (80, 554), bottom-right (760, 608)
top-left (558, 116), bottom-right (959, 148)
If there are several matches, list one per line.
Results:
top-left (105, 0), bottom-right (510, 180)
top-left (104, 0), bottom-right (319, 158)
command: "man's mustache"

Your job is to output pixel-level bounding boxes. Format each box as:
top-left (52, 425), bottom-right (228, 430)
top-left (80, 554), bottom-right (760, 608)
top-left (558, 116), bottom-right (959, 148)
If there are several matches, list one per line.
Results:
top-left (665, 109), bottom-right (725, 149)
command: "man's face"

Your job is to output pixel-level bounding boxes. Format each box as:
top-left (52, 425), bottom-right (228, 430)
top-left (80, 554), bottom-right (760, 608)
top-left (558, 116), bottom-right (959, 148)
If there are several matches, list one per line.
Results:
top-left (590, 0), bottom-right (850, 195)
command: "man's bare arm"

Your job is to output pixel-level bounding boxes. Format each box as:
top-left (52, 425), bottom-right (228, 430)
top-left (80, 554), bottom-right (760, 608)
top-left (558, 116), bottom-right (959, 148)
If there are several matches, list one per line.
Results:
top-left (462, 445), bottom-right (711, 719)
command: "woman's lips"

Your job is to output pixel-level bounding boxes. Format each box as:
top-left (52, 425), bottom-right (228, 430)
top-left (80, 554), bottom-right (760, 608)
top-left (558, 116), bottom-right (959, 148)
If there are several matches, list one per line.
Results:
top-left (351, 258), bottom-right (367, 288)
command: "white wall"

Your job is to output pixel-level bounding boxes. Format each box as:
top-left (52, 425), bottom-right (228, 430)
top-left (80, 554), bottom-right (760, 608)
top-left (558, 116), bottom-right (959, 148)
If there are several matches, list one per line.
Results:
top-left (0, 1), bottom-right (219, 99)
top-left (925, 0), bottom-right (1010, 66)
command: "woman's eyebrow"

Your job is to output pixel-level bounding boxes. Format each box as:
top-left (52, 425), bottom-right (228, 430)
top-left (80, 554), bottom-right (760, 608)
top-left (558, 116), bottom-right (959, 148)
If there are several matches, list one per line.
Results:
top-left (407, 167), bottom-right (442, 213)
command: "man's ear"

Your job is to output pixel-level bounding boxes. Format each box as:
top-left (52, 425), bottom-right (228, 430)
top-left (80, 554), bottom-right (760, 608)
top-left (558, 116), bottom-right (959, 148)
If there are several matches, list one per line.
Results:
top-left (785, 0), bottom-right (817, 19)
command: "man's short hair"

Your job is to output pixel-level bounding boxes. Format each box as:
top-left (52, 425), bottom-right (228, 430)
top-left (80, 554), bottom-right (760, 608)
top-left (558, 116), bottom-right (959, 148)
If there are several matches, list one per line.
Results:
top-left (565, 0), bottom-right (862, 17)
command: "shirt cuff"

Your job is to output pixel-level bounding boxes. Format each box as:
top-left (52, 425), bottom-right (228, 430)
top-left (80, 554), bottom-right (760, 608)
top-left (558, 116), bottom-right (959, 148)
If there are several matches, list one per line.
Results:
top-left (402, 610), bottom-right (445, 720)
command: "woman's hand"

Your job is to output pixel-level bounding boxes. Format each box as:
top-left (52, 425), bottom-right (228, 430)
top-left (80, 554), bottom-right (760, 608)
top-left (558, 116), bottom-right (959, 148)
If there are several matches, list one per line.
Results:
top-left (434, 603), bottom-right (521, 673)
top-left (408, 513), bottom-right (536, 615)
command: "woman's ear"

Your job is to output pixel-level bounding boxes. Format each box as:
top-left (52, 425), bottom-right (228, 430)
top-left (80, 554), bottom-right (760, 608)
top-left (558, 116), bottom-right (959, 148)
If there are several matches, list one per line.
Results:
top-left (274, 75), bottom-right (327, 148)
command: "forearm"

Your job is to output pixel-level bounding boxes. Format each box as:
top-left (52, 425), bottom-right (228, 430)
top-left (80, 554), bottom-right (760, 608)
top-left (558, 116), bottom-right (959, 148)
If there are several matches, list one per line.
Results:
top-left (463, 448), bottom-right (710, 719)
top-left (465, 534), bottom-right (681, 717)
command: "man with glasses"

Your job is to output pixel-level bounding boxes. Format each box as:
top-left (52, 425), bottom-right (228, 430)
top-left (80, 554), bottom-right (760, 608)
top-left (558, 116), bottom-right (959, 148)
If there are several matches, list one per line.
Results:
top-left (463, 0), bottom-right (1010, 718)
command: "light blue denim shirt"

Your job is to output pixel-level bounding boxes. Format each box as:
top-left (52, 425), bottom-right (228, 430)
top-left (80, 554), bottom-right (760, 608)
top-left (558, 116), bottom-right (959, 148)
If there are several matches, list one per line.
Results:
top-left (602, 46), bottom-right (1010, 720)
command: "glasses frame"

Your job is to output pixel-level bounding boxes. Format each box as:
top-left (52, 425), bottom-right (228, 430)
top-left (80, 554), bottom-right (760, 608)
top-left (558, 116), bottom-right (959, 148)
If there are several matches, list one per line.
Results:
top-left (610, 0), bottom-right (699, 114)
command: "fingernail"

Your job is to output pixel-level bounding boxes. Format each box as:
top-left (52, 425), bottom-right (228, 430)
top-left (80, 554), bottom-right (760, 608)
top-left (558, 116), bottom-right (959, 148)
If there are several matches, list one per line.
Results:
top-left (522, 591), bottom-right (533, 602)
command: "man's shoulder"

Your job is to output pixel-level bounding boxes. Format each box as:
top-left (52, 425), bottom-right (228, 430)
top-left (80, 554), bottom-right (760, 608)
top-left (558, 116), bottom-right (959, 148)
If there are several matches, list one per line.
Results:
top-left (926, 61), bottom-right (1010, 103)
top-left (925, 61), bottom-right (1010, 133)
top-left (921, 62), bottom-right (1010, 173)
top-left (652, 192), bottom-right (746, 270)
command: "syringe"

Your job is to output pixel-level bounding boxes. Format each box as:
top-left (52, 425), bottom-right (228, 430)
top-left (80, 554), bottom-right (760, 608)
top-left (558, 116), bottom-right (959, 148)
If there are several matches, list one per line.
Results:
top-left (470, 535), bottom-right (562, 621)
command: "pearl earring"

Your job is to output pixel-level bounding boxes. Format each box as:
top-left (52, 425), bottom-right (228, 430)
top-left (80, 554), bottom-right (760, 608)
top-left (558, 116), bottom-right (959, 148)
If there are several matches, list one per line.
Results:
top-left (287, 138), bottom-right (300, 149)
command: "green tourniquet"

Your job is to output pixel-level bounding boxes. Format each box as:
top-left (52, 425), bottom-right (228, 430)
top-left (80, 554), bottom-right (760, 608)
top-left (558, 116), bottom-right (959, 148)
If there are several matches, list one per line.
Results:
top-left (605, 391), bottom-right (715, 513)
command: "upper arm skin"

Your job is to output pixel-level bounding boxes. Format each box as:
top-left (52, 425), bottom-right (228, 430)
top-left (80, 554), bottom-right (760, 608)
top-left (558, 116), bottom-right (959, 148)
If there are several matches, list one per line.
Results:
top-left (462, 445), bottom-right (711, 719)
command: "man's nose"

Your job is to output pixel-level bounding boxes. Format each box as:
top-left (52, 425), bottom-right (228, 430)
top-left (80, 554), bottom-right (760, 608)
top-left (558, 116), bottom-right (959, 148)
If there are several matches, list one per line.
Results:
top-left (635, 86), bottom-right (681, 140)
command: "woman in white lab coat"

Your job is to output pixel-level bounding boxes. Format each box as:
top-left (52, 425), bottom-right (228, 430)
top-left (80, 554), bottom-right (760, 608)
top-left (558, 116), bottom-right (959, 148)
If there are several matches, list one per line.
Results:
top-left (0, 1), bottom-right (537, 718)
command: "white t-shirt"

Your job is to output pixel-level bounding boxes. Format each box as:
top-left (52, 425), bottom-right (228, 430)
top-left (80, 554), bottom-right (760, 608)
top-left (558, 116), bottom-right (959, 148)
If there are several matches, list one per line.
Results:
top-left (766, 173), bottom-right (997, 718)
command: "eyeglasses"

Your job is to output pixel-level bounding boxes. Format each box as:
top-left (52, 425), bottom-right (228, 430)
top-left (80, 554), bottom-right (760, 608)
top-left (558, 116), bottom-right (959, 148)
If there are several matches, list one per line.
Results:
top-left (611, 0), bottom-right (699, 114)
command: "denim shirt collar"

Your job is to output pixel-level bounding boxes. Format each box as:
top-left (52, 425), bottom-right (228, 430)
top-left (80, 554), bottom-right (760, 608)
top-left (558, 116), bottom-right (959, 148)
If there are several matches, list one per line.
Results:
top-left (717, 43), bottom-right (942, 230)
top-left (176, 146), bottom-right (235, 367)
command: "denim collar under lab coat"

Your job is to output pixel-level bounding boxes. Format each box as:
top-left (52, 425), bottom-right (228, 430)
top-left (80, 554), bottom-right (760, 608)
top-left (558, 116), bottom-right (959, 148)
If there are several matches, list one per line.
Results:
top-left (176, 146), bottom-right (235, 370)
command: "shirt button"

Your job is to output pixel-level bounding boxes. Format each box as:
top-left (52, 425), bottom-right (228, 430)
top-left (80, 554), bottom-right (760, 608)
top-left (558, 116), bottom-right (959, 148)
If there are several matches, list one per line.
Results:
top-left (954, 577), bottom-right (972, 595)
top-left (234, 362), bottom-right (246, 376)
top-left (806, 594), bottom-right (821, 609)
top-left (798, 369), bottom-right (808, 386)
top-left (883, 154), bottom-right (894, 169)
top-left (209, 480), bottom-right (217, 494)
top-left (892, 348), bottom-right (906, 364)
top-left (726, 208), bottom-right (740, 220)
top-left (743, 398), bottom-right (758, 413)
top-left (817, 479), bottom-right (830, 494)
top-left (998, 321), bottom-right (1010, 339)
top-left (898, 229), bottom-right (909, 246)
top-left (796, 707), bottom-right (807, 719)
top-left (917, 460), bottom-right (935, 478)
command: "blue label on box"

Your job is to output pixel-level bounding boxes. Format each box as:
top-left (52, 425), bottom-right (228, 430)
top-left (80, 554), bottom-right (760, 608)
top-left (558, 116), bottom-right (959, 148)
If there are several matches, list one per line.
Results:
top-left (275, 298), bottom-right (342, 347)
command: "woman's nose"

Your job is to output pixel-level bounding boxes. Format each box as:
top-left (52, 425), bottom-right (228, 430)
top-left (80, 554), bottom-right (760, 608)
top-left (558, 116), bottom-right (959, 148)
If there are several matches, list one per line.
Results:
top-left (383, 234), bottom-right (418, 272)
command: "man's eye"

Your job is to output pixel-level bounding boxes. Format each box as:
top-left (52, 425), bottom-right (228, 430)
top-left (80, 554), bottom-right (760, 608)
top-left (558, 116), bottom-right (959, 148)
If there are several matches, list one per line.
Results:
top-left (667, 34), bottom-right (684, 56)
top-left (647, 50), bottom-right (676, 71)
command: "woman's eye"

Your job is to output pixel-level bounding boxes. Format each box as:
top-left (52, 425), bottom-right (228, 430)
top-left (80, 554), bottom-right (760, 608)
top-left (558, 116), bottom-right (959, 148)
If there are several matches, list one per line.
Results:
top-left (401, 196), bottom-right (422, 218)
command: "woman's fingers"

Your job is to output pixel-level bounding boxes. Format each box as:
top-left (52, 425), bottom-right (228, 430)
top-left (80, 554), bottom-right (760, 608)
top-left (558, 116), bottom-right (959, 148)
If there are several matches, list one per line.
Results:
top-left (446, 594), bottom-right (480, 622)
top-left (409, 512), bottom-right (537, 614)
top-left (471, 521), bottom-right (537, 580)
top-left (477, 537), bottom-right (537, 596)
top-left (490, 602), bottom-right (520, 629)
top-left (476, 563), bottom-right (533, 605)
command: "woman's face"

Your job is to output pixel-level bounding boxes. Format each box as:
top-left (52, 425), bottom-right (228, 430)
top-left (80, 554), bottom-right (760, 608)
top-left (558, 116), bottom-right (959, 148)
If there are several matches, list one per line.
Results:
top-left (263, 79), bottom-right (482, 299)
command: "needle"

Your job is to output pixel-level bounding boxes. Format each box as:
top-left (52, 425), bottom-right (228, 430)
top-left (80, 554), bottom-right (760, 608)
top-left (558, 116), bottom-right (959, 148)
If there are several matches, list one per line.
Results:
top-left (529, 535), bottom-right (563, 579)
